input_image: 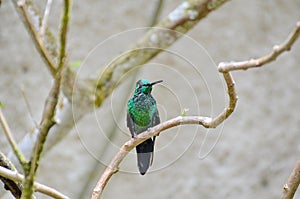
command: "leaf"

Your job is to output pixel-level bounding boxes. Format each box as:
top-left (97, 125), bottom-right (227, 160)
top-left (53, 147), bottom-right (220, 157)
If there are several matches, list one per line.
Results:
top-left (70, 61), bottom-right (81, 68)
top-left (181, 108), bottom-right (189, 116)
top-left (0, 102), bottom-right (4, 109)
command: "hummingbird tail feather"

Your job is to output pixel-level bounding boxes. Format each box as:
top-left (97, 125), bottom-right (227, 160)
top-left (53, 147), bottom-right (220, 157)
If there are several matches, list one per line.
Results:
top-left (136, 138), bottom-right (154, 175)
top-left (150, 136), bottom-right (156, 166)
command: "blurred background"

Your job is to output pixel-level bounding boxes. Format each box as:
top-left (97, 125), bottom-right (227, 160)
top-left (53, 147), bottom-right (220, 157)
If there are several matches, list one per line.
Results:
top-left (1, 0), bottom-right (300, 198)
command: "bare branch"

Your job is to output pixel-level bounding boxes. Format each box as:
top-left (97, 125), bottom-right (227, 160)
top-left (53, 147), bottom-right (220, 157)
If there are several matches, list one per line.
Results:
top-left (149, 0), bottom-right (164, 27)
top-left (58, 0), bottom-right (71, 70)
top-left (91, 117), bottom-right (214, 198)
top-left (281, 158), bottom-right (300, 199)
top-left (40, 0), bottom-right (53, 37)
top-left (95, 0), bottom-right (229, 107)
top-left (218, 21), bottom-right (300, 72)
top-left (21, 70), bottom-right (61, 198)
top-left (0, 165), bottom-right (70, 199)
top-left (13, 0), bottom-right (57, 76)
top-left (0, 109), bottom-right (27, 167)
top-left (208, 72), bottom-right (237, 128)
top-left (92, 71), bottom-right (237, 198)
top-left (8, 69), bottom-right (90, 169)
top-left (91, 117), bottom-right (210, 199)
top-left (0, 153), bottom-right (22, 199)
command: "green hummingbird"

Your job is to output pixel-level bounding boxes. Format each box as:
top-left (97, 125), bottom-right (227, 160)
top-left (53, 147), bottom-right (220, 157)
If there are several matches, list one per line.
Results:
top-left (127, 79), bottom-right (163, 175)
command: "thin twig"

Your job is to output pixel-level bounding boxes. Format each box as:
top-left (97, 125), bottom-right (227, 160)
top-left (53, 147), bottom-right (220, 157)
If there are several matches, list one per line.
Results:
top-left (149, 0), bottom-right (164, 27)
top-left (281, 158), bottom-right (300, 199)
top-left (57, 0), bottom-right (71, 70)
top-left (218, 21), bottom-right (300, 72)
top-left (15, 0), bottom-right (56, 76)
top-left (21, 70), bottom-right (61, 199)
top-left (0, 166), bottom-right (70, 199)
top-left (19, 87), bottom-right (38, 127)
top-left (0, 109), bottom-right (27, 167)
top-left (40, 0), bottom-right (53, 37)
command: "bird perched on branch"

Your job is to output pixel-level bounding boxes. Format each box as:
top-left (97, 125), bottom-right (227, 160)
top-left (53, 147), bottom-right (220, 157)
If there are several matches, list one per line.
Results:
top-left (127, 79), bottom-right (162, 175)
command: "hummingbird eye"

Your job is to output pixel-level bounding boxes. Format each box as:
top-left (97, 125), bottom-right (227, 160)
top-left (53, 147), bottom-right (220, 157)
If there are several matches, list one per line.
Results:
top-left (139, 83), bottom-right (144, 88)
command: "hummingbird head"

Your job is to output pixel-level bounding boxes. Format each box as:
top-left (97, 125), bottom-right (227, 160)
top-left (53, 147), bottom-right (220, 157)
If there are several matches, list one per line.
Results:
top-left (134, 79), bottom-right (163, 95)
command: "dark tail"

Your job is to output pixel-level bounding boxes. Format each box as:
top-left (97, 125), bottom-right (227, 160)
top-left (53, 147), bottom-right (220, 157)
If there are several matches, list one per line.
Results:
top-left (136, 138), bottom-right (154, 175)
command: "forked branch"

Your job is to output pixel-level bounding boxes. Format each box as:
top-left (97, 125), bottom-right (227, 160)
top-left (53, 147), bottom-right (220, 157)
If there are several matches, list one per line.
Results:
top-left (14, 0), bottom-right (57, 76)
top-left (20, 0), bottom-right (71, 198)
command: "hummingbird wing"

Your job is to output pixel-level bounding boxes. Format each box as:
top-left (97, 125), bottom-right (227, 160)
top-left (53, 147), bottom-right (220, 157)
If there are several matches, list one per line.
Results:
top-left (149, 109), bottom-right (160, 166)
top-left (127, 111), bottom-right (154, 175)
top-left (126, 112), bottom-right (136, 138)
top-left (152, 109), bottom-right (160, 126)
top-left (152, 109), bottom-right (160, 143)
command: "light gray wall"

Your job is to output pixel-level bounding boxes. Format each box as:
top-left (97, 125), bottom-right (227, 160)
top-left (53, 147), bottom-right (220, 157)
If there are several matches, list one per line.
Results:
top-left (1, 1), bottom-right (300, 198)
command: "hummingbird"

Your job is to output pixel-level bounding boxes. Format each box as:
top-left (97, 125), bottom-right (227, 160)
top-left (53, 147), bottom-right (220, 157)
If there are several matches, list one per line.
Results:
top-left (127, 79), bottom-right (162, 175)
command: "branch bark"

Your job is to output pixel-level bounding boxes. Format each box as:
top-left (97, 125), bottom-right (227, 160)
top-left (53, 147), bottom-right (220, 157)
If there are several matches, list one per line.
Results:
top-left (0, 153), bottom-right (22, 199)
top-left (21, 68), bottom-right (61, 198)
top-left (0, 109), bottom-right (27, 167)
top-left (13, 0), bottom-right (57, 76)
top-left (218, 21), bottom-right (300, 72)
top-left (0, 165), bottom-right (70, 199)
top-left (281, 158), bottom-right (300, 199)
top-left (40, 0), bottom-right (53, 37)
top-left (20, 1), bottom-right (71, 198)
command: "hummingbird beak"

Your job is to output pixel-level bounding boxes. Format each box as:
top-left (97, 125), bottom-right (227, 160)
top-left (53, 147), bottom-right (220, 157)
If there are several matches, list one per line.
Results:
top-left (149, 80), bottom-right (163, 86)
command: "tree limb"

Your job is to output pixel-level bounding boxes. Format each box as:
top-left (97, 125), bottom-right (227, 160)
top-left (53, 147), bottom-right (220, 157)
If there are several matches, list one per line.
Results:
top-left (13, 0), bottom-right (57, 76)
top-left (21, 68), bottom-right (61, 198)
top-left (0, 109), bottom-right (27, 168)
top-left (0, 165), bottom-right (70, 199)
top-left (58, 0), bottom-right (71, 70)
top-left (40, 0), bottom-right (53, 37)
top-left (0, 153), bottom-right (22, 199)
top-left (218, 21), bottom-right (300, 72)
top-left (281, 158), bottom-right (300, 199)
top-left (149, 0), bottom-right (164, 27)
